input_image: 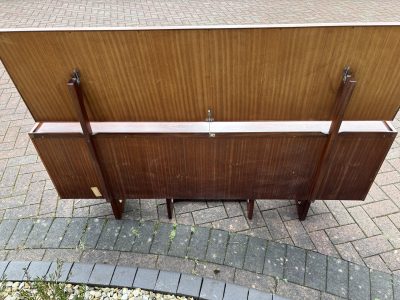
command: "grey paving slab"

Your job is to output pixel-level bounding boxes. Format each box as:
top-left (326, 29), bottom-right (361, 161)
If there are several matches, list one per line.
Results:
top-left (114, 220), bottom-right (140, 252)
top-left (200, 278), bottom-right (226, 300)
top-left (394, 275), bottom-right (400, 300)
top-left (154, 270), bottom-right (180, 294)
top-left (82, 218), bottom-right (106, 249)
top-left (42, 218), bottom-right (70, 248)
top-left (25, 218), bottom-right (53, 249)
top-left (224, 233), bottom-right (248, 268)
top-left (243, 236), bottom-right (267, 273)
top-left (67, 263), bottom-right (94, 284)
top-left (150, 223), bottom-right (173, 255)
top-left (110, 265), bottom-right (137, 287)
top-left (60, 218), bottom-right (88, 248)
top-left (284, 246), bottom-right (306, 285)
top-left (223, 283), bottom-right (248, 300)
top-left (26, 261), bottom-right (51, 280)
top-left (0, 220), bottom-right (18, 248)
top-left (6, 219), bottom-right (34, 249)
top-left (88, 263), bottom-right (115, 286)
top-left (177, 273), bottom-right (202, 298)
top-left (263, 241), bottom-right (286, 278)
top-left (0, 261), bottom-right (9, 278)
top-left (206, 229), bottom-right (229, 264)
top-left (131, 221), bottom-right (154, 253)
top-left (96, 220), bottom-right (122, 250)
top-left (305, 251), bottom-right (327, 291)
top-left (133, 268), bottom-right (159, 290)
top-left (371, 270), bottom-right (394, 300)
top-left (46, 261), bottom-right (73, 282)
top-left (4, 261), bottom-right (30, 281)
top-left (168, 224), bottom-right (191, 257)
top-left (348, 263), bottom-right (370, 300)
top-left (326, 257), bottom-right (348, 298)
top-left (248, 289), bottom-right (272, 300)
top-left (187, 226), bottom-right (210, 260)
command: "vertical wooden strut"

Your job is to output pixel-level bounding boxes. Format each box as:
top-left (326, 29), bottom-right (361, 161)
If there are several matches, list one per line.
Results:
top-left (67, 69), bottom-right (125, 219)
top-left (297, 67), bottom-right (357, 220)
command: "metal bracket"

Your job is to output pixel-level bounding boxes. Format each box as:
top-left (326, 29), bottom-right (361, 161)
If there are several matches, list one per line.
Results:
top-left (342, 66), bottom-right (351, 82)
top-left (206, 109), bottom-right (215, 138)
top-left (71, 69), bottom-right (81, 85)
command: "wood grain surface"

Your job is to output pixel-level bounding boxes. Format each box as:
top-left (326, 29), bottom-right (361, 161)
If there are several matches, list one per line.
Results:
top-left (1, 26), bottom-right (400, 122)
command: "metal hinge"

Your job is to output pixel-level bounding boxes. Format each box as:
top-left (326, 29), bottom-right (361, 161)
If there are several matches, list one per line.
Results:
top-left (71, 69), bottom-right (81, 85)
top-left (206, 109), bottom-right (215, 138)
top-left (342, 66), bottom-right (351, 82)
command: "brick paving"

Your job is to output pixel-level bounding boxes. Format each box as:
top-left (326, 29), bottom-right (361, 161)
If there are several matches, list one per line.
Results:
top-left (0, 0), bottom-right (400, 298)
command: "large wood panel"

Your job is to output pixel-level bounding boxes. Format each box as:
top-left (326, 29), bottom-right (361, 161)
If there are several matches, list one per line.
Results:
top-left (1, 26), bottom-right (400, 122)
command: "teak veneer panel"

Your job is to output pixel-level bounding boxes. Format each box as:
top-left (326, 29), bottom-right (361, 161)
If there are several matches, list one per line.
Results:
top-left (1, 26), bottom-right (400, 121)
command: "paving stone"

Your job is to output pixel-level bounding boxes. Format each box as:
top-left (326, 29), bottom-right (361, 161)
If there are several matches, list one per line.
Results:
top-left (42, 218), bottom-right (70, 248)
top-left (243, 236), bottom-right (267, 273)
top-left (223, 283), bottom-right (248, 300)
top-left (363, 200), bottom-right (399, 218)
top-left (381, 249), bottom-right (400, 271)
top-left (324, 201), bottom-right (354, 225)
top-left (326, 257), bottom-right (348, 298)
top-left (177, 274), bottom-right (202, 298)
top-left (193, 206), bottom-right (227, 224)
top-left (223, 201), bottom-right (243, 217)
top-left (0, 219), bottom-right (17, 248)
top-left (114, 220), bottom-right (140, 251)
top-left (133, 268), bottom-right (159, 290)
top-left (353, 235), bottom-right (393, 257)
top-left (25, 218), bottom-right (53, 248)
top-left (348, 206), bottom-right (381, 237)
top-left (371, 270), bottom-right (394, 300)
top-left (150, 222), bottom-right (173, 255)
top-left (276, 280), bottom-right (320, 300)
top-left (309, 230), bottom-right (339, 257)
top-left (80, 218), bottom-right (105, 249)
top-left (7, 249), bottom-right (45, 261)
top-left (110, 265), bottom-right (137, 287)
top-left (156, 255), bottom-right (195, 275)
top-left (60, 218), bottom-right (88, 248)
top-left (284, 246), bottom-right (305, 285)
top-left (284, 219), bottom-right (315, 250)
top-left (118, 248), bottom-right (157, 266)
top-left (132, 222), bottom-right (154, 253)
top-left (364, 255), bottom-right (392, 273)
top-left (247, 289), bottom-right (272, 300)
top-left (43, 249), bottom-right (82, 262)
top-left (154, 271), bottom-right (180, 294)
top-left (325, 223), bottom-right (365, 245)
top-left (336, 242), bottom-right (364, 266)
top-left (348, 263), bottom-right (370, 300)
top-left (0, 261), bottom-right (9, 278)
top-left (305, 251), bottom-right (326, 291)
top-left (262, 210), bottom-right (289, 240)
top-left (88, 263), bottom-right (115, 285)
top-left (187, 226), bottom-right (210, 260)
top-left (200, 278), bottom-right (225, 300)
top-left (175, 212), bottom-right (195, 225)
top-left (45, 261), bottom-right (73, 281)
top-left (67, 263), bottom-right (94, 284)
top-left (96, 220), bottom-right (122, 250)
top-left (174, 201), bottom-right (208, 214)
top-left (26, 261), bottom-right (51, 280)
top-left (394, 275), bottom-right (400, 300)
top-left (168, 224), bottom-right (191, 257)
top-left (374, 216), bottom-right (400, 248)
top-left (389, 212), bottom-right (400, 228)
top-left (4, 261), bottom-right (30, 281)
top-left (263, 241), bottom-right (286, 278)
top-left (195, 262), bottom-right (235, 283)
top-left (213, 215), bottom-right (250, 232)
top-left (80, 249), bottom-right (120, 265)
top-left (224, 233), bottom-right (248, 268)
top-left (257, 200), bottom-right (291, 211)
top-left (302, 213), bottom-right (338, 232)
top-left (206, 229), bottom-right (229, 264)
top-left (6, 219), bottom-right (34, 250)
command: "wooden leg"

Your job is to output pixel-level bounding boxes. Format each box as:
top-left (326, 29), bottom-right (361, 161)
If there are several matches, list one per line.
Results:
top-left (247, 199), bottom-right (255, 220)
top-left (297, 200), bottom-right (311, 221)
top-left (111, 199), bottom-right (125, 220)
top-left (166, 198), bottom-right (173, 219)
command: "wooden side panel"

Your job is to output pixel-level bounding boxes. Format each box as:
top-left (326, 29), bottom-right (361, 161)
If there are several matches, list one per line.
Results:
top-left (319, 132), bottom-right (396, 200)
top-left (30, 135), bottom-right (101, 198)
top-left (93, 134), bottom-right (326, 200)
top-left (1, 26), bottom-right (400, 122)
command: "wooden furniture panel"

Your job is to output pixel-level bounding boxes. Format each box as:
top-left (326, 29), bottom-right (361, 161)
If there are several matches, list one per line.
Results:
top-left (1, 26), bottom-right (400, 122)
top-left (30, 135), bottom-right (101, 199)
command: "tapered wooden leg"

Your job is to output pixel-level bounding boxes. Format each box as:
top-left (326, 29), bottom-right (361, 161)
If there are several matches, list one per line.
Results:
top-left (166, 198), bottom-right (173, 219)
top-left (111, 199), bottom-right (125, 220)
top-left (247, 199), bottom-right (255, 220)
top-left (297, 200), bottom-right (311, 221)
